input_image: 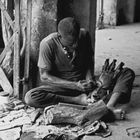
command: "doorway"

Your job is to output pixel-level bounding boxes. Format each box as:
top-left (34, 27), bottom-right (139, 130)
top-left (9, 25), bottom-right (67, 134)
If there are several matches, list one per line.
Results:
top-left (134, 0), bottom-right (140, 22)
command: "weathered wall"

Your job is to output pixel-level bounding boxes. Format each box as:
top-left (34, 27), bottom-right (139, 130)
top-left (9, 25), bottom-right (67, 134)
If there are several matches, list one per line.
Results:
top-left (134, 0), bottom-right (140, 22)
top-left (20, 0), bottom-right (57, 63)
top-left (125, 0), bottom-right (136, 23)
top-left (72, 0), bottom-right (90, 29)
top-left (57, 0), bottom-right (90, 30)
top-left (103, 0), bottom-right (117, 26)
top-left (117, 0), bottom-right (136, 25)
top-left (31, 0), bottom-right (57, 62)
top-left (96, 0), bottom-right (117, 26)
top-left (96, 0), bottom-right (136, 26)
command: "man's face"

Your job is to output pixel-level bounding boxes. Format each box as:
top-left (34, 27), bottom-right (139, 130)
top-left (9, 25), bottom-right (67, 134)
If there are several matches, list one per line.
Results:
top-left (59, 32), bottom-right (79, 50)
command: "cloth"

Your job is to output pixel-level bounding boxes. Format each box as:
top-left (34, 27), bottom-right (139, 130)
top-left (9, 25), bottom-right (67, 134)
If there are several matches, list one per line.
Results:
top-left (24, 68), bottom-right (135, 108)
top-left (24, 86), bottom-right (82, 108)
top-left (111, 67), bottom-right (135, 103)
top-left (38, 28), bottom-right (93, 81)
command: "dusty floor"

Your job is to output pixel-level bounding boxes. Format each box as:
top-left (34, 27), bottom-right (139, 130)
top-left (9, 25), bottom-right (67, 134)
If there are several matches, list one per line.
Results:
top-left (84, 23), bottom-right (140, 140)
top-left (83, 87), bottom-right (140, 140)
top-left (95, 23), bottom-right (140, 76)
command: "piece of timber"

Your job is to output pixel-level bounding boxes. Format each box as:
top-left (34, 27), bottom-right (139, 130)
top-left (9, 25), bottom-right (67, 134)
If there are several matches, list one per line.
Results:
top-left (0, 0), bottom-right (14, 30)
top-left (13, 0), bottom-right (20, 98)
top-left (44, 100), bottom-right (108, 127)
top-left (0, 33), bottom-right (15, 65)
top-left (22, 0), bottom-right (32, 99)
top-left (0, 67), bottom-right (13, 95)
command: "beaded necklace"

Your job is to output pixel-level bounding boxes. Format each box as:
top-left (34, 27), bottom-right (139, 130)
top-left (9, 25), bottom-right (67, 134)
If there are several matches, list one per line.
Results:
top-left (62, 46), bottom-right (74, 59)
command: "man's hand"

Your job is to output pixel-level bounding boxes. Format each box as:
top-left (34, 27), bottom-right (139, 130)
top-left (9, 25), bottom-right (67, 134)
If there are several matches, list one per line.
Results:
top-left (76, 80), bottom-right (96, 92)
top-left (97, 59), bottom-right (125, 89)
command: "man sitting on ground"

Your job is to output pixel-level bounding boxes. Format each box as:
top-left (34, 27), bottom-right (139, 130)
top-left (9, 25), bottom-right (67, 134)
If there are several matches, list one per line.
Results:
top-left (24, 17), bottom-right (135, 112)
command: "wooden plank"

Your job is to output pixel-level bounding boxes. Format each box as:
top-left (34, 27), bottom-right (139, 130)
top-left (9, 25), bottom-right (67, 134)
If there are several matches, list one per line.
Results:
top-left (22, 0), bottom-right (32, 99)
top-left (0, 33), bottom-right (15, 64)
top-left (13, 0), bottom-right (20, 98)
top-left (0, 0), bottom-right (14, 31)
top-left (0, 67), bottom-right (13, 95)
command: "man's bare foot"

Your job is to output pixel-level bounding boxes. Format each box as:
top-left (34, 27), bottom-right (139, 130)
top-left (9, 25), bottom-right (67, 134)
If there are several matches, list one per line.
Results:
top-left (113, 109), bottom-right (126, 120)
top-left (107, 106), bottom-right (126, 120)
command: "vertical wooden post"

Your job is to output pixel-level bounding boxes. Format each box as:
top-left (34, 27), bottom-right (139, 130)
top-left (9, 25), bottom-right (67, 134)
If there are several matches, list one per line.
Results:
top-left (14, 0), bottom-right (20, 98)
top-left (89, 0), bottom-right (97, 74)
top-left (97, 0), bottom-right (104, 29)
top-left (100, 0), bottom-right (104, 27)
top-left (22, 0), bottom-right (32, 99)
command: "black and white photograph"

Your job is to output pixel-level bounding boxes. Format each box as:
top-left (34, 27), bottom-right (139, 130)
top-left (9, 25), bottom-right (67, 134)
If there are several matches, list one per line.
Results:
top-left (0, 0), bottom-right (139, 139)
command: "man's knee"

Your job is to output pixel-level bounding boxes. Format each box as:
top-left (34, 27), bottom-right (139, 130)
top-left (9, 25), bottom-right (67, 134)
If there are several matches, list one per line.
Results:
top-left (125, 67), bottom-right (135, 76)
top-left (24, 91), bottom-right (33, 106)
top-left (113, 68), bottom-right (135, 103)
top-left (121, 67), bottom-right (135, 81)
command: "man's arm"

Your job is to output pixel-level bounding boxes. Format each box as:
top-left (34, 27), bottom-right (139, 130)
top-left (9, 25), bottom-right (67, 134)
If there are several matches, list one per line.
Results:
top-left (85, 65), bottom-right (95, 81)
top-left (39, 68), bottom-right (89, 92)
top-left (85, 67), bottom-right (97, 92)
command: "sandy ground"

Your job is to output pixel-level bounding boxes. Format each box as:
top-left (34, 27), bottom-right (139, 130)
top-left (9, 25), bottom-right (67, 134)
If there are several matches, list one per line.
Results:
top-left (84, 23), bottom-right (140, 140)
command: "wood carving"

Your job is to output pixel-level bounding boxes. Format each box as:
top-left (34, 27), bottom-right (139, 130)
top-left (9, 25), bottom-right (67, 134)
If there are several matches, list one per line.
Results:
top-left (44, 100), bottom-right (108, 127)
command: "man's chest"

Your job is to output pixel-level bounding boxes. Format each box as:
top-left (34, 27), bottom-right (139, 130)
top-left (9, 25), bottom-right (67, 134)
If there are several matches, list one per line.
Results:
top-left (54, 47), bottom-right (86, 71)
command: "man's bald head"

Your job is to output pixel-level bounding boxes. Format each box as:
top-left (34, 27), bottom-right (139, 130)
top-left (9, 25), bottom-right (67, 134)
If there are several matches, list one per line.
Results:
top-left (58, 17), bottom-right (80, 45)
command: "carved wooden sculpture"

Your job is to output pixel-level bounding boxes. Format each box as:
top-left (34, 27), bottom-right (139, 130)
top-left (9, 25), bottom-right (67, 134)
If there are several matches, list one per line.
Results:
top-left (44, 100), bottom-right (108, 127)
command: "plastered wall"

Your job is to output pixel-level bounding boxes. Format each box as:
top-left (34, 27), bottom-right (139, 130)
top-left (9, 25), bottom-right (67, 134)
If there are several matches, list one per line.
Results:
top-left (96, 0), bottom-right (136, 26)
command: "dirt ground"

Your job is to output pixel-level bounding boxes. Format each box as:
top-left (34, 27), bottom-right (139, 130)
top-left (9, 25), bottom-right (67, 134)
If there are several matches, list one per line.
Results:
top-left (84, 23), bottom-right (140, 140)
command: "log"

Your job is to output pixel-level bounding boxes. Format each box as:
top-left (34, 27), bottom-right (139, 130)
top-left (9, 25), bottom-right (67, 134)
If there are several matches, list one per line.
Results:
top-left (13, 0), bottom-right (20, 98)
top-left (44, 100), bottom-right (108, 127)
top-left (0, 0), bottom-right (14, 31)
top-left (0, 0), bottom-right (14, 49)
top-left (0, 33), bottom-right (15, 65)
top-left (22, 0), bottom-right (32, 99)
top-left (0, 67), bottom-right (13, 95)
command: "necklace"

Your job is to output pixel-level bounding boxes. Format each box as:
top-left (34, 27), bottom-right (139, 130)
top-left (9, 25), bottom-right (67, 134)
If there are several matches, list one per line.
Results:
top-left (62, 46), bottom-right (74, 59)
top-left (58, 34), bottom-right (75, 60)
